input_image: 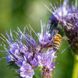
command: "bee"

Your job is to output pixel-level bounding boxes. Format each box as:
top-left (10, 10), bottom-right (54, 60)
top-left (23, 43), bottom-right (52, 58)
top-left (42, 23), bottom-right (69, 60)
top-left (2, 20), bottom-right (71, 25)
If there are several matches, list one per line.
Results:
top-left (45, 13), bottom-right (62, 52)
top-left (47, 9), bottom-right (63, 51)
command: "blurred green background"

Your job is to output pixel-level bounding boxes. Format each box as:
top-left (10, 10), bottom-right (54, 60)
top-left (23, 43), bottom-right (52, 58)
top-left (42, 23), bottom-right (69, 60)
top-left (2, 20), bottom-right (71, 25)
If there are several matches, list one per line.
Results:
top-left (0, 0), bottom-right (75, 78)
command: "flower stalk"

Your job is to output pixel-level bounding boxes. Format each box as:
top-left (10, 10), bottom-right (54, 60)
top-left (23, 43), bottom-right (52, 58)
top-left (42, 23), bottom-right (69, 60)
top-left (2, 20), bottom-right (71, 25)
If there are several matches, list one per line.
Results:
top-left (72, 55), bottom-right (78, 78)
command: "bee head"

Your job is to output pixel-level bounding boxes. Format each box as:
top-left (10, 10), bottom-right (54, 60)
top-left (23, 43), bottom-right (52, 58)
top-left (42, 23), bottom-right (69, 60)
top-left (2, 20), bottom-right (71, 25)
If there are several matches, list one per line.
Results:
top-left (49, 14), bottom-right (58, 34)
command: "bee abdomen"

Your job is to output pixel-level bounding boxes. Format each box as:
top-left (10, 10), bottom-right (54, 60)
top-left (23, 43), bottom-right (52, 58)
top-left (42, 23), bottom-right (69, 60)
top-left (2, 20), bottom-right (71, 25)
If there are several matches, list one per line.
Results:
top-left (53, 34), bottom-right (62, 50)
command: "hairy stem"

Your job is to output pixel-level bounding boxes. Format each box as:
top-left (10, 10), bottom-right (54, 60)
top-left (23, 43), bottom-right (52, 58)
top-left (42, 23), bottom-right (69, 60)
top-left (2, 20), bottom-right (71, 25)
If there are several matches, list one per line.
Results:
top-left (72, 55), bottom-right (78, 78)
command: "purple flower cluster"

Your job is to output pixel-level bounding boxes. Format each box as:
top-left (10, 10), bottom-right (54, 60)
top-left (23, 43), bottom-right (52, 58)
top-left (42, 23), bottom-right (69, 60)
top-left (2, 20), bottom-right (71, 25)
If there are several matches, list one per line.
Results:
top-left (2, 26), bottom-right (59, 78)
top-left (52, 0), bottom-right (78, 27)
top-left (52, 0), bottom-right (78, 53)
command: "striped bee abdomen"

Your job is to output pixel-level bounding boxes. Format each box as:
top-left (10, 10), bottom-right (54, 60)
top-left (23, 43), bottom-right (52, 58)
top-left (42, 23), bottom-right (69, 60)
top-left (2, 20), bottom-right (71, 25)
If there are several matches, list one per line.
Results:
top-left (53, 34), bottom-right (62, 50)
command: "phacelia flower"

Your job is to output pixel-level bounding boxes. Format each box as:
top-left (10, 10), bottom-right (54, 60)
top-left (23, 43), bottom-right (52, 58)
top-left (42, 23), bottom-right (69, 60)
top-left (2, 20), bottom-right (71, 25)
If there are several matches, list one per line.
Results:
top-left (1, 22), bottom-right (61, 78)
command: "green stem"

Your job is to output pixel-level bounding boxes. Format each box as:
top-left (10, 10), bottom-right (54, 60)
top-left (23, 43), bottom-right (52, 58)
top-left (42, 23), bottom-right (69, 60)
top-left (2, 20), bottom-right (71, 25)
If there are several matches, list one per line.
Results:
top-left (72, 55), bottom-right (78, 78)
